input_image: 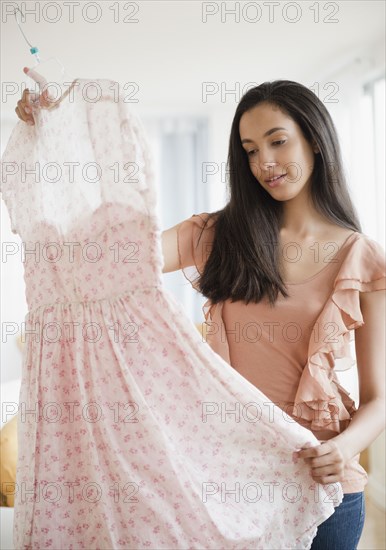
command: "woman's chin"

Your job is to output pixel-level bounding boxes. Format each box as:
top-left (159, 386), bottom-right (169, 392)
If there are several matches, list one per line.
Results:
top-left (260, 182), bottom-right (291, 199)
top-left (260, 178), bottom-right (304, 201)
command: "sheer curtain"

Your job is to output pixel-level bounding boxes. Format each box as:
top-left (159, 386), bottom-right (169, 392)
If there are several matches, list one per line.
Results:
top-left (327, 67), bottom-right (385, 510)
top-left (326, 70), bottom-right (385, 246)
top-left (329, 71), bottom-right (385, 390)
top-left (360, 77), bottom-right (385, 245)
top-left (358, 75), bottom-right (386, 511)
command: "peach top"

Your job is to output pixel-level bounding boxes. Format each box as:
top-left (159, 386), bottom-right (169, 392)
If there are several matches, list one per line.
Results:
top-left (177, 212), bottom-right (386, 494)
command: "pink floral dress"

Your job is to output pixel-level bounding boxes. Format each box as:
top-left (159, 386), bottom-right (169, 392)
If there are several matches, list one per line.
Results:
top-left (0, 78), bottom-right (343, 549)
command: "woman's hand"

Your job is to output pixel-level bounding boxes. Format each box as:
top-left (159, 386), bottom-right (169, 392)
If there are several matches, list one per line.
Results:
top-left (15, 67), bottom-right (53, 125)
top-left (293, 439), bottom-right (348, 484)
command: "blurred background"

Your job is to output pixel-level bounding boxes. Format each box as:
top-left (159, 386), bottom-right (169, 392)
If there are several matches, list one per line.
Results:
top-left (1, 1), bottom-right (385, 548)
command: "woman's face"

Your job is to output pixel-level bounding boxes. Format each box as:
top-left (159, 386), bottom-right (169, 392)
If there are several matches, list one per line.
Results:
top-left (239, 101), bottom-right (319, 201)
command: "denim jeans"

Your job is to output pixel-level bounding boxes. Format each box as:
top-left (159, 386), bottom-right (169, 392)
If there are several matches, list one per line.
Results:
top-left (310, 491), bottom-right (365, 550)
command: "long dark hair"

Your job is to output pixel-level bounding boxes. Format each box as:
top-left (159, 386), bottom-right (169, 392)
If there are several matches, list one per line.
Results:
top-left (196, 80), bottom-right (361, 306)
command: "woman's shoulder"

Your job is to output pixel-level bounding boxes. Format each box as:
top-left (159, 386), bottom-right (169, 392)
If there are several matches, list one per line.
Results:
top-left (188, 211), bottom-right (220, 227)
top-left (318, 224), bottom-right (385, 261)
top-left (181, 211), bottom-right (220, 243)
top-left (339, 229), bottom-right (385, 260)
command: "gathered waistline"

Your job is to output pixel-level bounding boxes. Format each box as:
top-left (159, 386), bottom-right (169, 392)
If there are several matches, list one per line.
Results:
top-left (26, 285), bottom-right (163, 316)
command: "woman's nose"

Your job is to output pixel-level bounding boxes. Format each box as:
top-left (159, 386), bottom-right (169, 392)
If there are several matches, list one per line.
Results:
top-left (259, 161), bottom-right (278, 177)
top-left (261, 161), bottom-right (277, 170)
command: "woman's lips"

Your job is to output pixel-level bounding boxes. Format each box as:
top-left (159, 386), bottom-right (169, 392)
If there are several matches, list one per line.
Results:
top-left (266, 174), bottom-right (286, 188)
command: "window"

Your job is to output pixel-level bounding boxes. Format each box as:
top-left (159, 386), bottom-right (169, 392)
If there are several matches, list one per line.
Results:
top-left (144, 115), bottom-right (209, 322)
top-left (362, 76), bottom-right (386, 246)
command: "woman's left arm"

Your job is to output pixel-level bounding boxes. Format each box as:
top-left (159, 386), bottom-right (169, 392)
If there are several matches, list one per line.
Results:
top-left (294, 289), bottom-right (386, 484)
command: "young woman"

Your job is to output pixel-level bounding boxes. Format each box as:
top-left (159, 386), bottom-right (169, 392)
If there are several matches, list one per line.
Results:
top-left (17, 79), bottom-right (386, 549)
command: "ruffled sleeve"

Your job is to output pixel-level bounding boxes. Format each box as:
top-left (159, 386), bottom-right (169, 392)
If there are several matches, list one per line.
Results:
top-left (292, 233), bottom-right (386, 434)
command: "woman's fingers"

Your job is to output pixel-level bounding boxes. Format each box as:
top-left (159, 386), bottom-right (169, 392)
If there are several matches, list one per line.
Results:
top-left (24, 67), bottom-right (55, 103)
top-left (15, 105), bottom-right (34, 125)
top-left (18, 66), bottom-right (60, 124)
top-left (38, 89), bottom-right (54, 108)
top-left (24, 88), bottom-right (38, 110)
top-left (16, 89), bottom-right (35, 125)
top-left (23, 66), bottom-right (48, 90)
top-left (23, 67), bottom-right (55, 108)
top-left (16, 90), bottom-right (54, 126)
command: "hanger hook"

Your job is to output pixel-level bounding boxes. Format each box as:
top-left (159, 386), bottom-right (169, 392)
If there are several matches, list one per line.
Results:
top-left (13, 6), bottom-right (41, 61)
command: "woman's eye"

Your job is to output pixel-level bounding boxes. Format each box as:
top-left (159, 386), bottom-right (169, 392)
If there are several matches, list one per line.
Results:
top-left (247, 140), bottom-right (286, 156)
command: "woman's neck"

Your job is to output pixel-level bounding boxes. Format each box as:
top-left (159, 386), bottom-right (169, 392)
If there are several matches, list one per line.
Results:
top-left (280, 185), bottom-right (330, 239)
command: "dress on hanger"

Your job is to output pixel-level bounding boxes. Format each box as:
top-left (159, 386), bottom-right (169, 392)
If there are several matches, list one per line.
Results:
top-left (0, 78), bottom-right (343, 549)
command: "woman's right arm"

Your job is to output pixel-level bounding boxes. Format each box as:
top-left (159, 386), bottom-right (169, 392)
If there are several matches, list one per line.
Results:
top-left (161, 223), bottom-right (183, 273)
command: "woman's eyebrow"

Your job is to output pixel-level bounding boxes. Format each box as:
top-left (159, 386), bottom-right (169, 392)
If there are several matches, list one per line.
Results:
top-left (241, 127), bottom-right (287, 144)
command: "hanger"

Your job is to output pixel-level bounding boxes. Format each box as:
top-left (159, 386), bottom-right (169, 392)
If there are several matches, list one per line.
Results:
top-left (13, 7), bottom-right (79, 106)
